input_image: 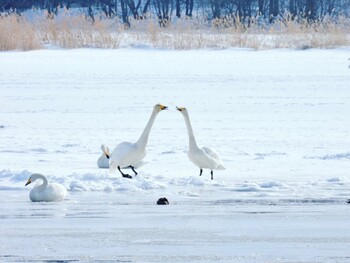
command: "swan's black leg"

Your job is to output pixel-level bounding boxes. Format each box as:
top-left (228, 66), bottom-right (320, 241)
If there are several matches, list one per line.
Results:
top-left (211, 170), bottom-right (213, 180)
top-left (118, 166), bottom-right (132, 179)
top-left (131, 166), bottom-right (138, 176)
top-left (199, 169), bottom-right (203, 176)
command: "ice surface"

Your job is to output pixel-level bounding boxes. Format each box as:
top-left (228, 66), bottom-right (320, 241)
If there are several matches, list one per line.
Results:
top-left (1, 191), bottom-right (350, 262)
top-left (0, 48), bottom-right (350, 262)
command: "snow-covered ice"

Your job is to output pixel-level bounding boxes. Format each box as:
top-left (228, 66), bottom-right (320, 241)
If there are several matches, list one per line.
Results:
top-left (0, 48), bottom-right (350, 262)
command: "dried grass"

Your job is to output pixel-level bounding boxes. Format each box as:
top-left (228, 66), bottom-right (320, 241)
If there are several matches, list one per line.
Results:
top-left (35, 11), bottom-right (124, 48)
top-left (0, 14), bottom-right (42, 51)
top-left (0, 11), bottom-right (349, 51)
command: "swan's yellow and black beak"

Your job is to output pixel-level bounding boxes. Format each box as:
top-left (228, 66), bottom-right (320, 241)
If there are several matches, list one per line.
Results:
top-left (160, 104), bottom-right (168, 110)
top-left (176, 106), bottom-right (184, 112)
top-left (105, 153), bottom-right (110, 159)
top-left (25, 178), bottom-right (32, 186)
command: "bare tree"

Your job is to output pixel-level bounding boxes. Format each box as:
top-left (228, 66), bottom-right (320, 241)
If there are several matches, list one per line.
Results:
top-left (1, 0), bottom-right (350, 27)
top-left (269, 0), bottom-right (279, 20)
top-left (258, 0), bottom-right (265, 15)
top-left (185, 0), bottom-right (194, 17)
top-left (153, 0), bottom-right (173, 26)
top-left (126, 0), bottom-right (150, 19)
top-left (305, 0), bottom-right (317, 20)
top-left (210, 0), bottom-right (222, 19)
top-left (120, 0), bottom-right (130, 26)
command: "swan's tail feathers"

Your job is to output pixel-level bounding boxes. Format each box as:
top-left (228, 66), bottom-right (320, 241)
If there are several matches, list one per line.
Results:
top-left (217, 164), bottom-right (226, 170)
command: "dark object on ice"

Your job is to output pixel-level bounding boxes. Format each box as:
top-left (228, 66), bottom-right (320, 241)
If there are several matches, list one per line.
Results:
top-left (347, 199), bottom-right (350, 204)
top-left (157, 197), bottom-right (169, 205)
top-left (0, 125), bottom-right (4, 128)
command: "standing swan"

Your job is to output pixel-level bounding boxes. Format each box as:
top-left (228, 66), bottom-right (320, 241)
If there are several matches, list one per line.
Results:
top-left (25, 173), bottom-right (67, 202)
top-left (97, 144), bottom-right (111, 169)
top-left (177, 106), bottom-right (225, 180)
top-left (109, 104), bottom-right (168, 178)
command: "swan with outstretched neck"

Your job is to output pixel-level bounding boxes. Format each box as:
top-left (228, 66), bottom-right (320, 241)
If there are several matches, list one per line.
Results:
top-left (109, 104), bottom-right (168, 178)
top-left (25, 173), bottom-right (67, 202)
top-left (177, 106), bottom-right (225, 180)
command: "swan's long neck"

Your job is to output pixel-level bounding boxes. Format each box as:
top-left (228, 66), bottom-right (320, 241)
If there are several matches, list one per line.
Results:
top-left (136, 110), bottom-right (158, 150)
top-left (183, 112), bottom-right (199, 150)
top-left (33, 174), bottom-right (48, 190)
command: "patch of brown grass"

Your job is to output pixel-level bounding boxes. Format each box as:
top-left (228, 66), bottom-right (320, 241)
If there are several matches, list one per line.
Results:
top-left (0, 14), bottom-right (42, 51)
top-left (35, 12), bottom-right (124, 48)
top-left (0, 11), bottom-right (349, 51)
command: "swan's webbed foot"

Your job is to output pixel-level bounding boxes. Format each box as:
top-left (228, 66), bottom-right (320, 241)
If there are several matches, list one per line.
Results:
top-left (122, 174), bottom-right (132, 179)
top-left (199, 169), bottom-right (203, 176)
top-left (118, 166), bottom-right (133, 179)
top-left (211, 170), bottom-right (213, 180)
top-left (131, 166), bottom-right (138, 176)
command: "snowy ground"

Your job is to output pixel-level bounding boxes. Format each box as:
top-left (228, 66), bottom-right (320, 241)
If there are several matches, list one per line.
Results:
top-left (0, 48), bottom-right (350, 262)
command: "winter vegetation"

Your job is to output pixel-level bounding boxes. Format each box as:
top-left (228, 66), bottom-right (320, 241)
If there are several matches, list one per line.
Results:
top-left (1, 0), bottom-right (350, 50)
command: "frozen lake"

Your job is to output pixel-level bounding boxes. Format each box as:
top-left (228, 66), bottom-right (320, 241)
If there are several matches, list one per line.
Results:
top-left (0, 48), bottom-right (350, 262)
top-left (1, 191), bottom-right (350, 263)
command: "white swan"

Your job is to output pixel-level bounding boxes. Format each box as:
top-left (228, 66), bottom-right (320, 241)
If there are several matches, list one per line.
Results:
top-left (97, 144), bottom-right (147, 169)
top-left (97, 144), bottom-right (111, 168)
top-left (109, 104), bottom-right (168, 178)
top-left (177, 106), bottom-right (225, 180)
top-left (25, 173), bottom-right (67, 202)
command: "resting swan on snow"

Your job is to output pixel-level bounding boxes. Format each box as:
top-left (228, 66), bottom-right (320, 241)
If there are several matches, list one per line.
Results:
top-left (97, 144), bottom-right (111, 168)
top-left (109, 104), bottom-right (168, 179)
top-left (25, 173), bottom-right (67, 202)
top-left (177, 106), bottom-right (225, 180)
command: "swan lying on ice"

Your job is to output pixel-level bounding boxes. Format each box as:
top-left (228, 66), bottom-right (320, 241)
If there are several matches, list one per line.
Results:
top-left (177, 106), bottom-right (225, 180)
top-left (97, 144), bottom-right (111, 168)
top-left (109, 104), bottom-right (167, 179)
top-left (25, 173), bottom-right (67, 202)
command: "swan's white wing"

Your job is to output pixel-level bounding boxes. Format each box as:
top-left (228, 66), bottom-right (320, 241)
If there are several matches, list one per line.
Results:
top-left (30, 183), bottom-right (67, 202)
top-left (49, 183), bottom-right (67, 201)
top-left (202, 147), bottom-right (225, 170)
top-left (111, 142), bottom-right (134, 155)
top-left (202, 146), bottom-right (220, 160)
top-left (109, 142), bottom-right (135, 172)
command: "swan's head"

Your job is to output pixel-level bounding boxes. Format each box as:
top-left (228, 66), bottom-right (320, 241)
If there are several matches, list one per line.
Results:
top-left (25, 173), bottom-right (44, 186)
top-left (101, 144), bottom-right (110, 159)
top-left (176, 106), bottom-right (188, 114)
top-left (154, 104), bottom-right (168, 113)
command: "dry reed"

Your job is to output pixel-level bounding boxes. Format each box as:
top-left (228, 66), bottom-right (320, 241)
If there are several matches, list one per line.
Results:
top-left (0, 10), bottom-right (349, 51)
top-left (0, 14), bottom-right (42, 51)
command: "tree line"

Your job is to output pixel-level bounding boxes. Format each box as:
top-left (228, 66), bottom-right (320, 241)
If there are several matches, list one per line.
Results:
top-left (1, 0), bottom-right (349, 27)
